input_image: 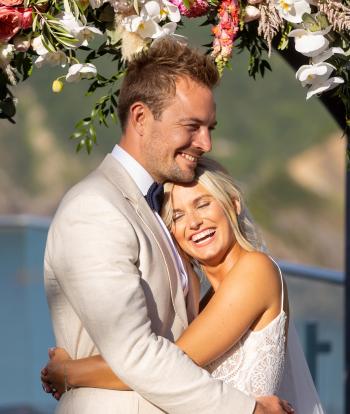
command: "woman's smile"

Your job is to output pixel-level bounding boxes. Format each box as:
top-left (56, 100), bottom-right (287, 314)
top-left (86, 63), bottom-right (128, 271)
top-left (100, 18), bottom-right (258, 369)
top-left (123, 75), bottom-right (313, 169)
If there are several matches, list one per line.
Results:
top-left (189, 228), bottom-right (217, 247)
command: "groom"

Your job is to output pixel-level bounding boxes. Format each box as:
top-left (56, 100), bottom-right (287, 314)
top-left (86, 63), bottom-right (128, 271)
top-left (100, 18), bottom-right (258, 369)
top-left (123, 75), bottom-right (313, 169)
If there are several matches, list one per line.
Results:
top-left (42, 39), bottom-right (291, 414)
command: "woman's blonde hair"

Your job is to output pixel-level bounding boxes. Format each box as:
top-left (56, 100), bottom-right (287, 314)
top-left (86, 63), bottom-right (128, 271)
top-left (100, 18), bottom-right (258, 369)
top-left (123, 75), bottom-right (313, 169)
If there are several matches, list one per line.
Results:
top-left (161, 157), bottom-right (265, 253)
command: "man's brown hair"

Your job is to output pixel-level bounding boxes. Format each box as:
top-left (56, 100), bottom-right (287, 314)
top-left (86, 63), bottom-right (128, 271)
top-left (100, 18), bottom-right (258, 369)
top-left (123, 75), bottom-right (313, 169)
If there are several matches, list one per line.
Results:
top-left (117, 38), bottom-right (220, 131)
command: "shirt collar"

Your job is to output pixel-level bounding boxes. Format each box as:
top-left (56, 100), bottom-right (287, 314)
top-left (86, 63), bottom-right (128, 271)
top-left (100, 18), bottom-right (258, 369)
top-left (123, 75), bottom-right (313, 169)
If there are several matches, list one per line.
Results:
top-left (111, 145), bottom-right (154, 196)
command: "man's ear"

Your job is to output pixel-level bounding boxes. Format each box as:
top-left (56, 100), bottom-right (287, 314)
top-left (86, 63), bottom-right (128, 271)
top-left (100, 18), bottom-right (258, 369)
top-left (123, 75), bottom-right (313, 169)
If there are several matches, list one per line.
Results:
top-left (129, 101), bottom-right (150, 135)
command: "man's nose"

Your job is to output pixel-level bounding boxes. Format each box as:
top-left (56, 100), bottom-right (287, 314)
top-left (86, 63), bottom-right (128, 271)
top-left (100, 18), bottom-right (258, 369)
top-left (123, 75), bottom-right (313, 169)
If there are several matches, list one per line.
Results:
top-left (194, 127), bottom-right (212, 153)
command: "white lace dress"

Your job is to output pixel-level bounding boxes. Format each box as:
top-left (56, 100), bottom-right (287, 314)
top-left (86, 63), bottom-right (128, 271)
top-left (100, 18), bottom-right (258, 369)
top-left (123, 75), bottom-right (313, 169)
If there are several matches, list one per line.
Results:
top-left (206, 261), bottom-right (287, 397)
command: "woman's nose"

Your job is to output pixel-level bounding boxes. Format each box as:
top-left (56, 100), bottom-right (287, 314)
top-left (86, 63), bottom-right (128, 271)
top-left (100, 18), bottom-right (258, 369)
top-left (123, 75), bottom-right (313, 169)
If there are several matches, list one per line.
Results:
top-left (187, 211), bottom-right (203, 229)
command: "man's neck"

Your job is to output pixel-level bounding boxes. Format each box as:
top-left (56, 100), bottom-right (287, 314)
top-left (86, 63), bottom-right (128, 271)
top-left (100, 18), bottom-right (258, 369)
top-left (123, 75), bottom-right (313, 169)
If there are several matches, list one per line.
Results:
top-left (118, 138), bottom-right (160, 183)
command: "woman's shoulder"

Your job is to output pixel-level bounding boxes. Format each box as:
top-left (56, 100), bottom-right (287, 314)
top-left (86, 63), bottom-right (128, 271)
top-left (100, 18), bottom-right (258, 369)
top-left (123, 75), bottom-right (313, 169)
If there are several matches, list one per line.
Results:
top-left (236, 251), bottom-right (280, 275)
top-left (229, 251), bottom-right (282, 294)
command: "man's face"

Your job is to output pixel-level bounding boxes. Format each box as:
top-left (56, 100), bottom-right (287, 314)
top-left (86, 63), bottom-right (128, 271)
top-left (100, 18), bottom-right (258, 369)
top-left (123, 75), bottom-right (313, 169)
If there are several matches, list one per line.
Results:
top-left (141, 77), bottom-right (217, 183)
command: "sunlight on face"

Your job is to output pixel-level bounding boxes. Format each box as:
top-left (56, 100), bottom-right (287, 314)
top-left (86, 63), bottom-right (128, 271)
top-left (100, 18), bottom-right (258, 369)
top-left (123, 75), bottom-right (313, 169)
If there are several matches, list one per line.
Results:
top-left (171, 182), bottom-right (235, 266)
top-left (140, 77), bottom-right (217, 183)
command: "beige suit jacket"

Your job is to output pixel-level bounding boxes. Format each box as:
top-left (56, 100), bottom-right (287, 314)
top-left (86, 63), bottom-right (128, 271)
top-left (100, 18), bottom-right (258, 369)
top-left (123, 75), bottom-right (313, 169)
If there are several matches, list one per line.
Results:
top-left (44, 155), bottom-right (256, 414)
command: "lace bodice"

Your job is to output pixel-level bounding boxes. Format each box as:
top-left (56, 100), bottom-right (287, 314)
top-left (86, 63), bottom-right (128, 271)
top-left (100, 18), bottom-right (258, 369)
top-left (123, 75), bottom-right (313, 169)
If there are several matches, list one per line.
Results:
top-left (206, 260), bottom-right (287, 397)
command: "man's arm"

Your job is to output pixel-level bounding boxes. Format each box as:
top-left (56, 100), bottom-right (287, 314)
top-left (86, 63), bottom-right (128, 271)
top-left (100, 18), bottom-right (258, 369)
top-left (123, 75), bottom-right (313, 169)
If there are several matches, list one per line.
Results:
top-left (47, 193), bottom-right (281, 414)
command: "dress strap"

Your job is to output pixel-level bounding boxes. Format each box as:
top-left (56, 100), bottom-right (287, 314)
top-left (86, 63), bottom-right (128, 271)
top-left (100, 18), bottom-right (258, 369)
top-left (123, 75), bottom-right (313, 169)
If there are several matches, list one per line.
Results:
top-left (268, 256), bottom-right (284, 313)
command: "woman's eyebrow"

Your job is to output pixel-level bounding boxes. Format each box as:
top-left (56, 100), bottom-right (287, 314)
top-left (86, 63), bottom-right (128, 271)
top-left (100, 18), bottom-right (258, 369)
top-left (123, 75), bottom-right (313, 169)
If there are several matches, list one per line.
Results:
top-left (172, 195), bottom-right (211, 212)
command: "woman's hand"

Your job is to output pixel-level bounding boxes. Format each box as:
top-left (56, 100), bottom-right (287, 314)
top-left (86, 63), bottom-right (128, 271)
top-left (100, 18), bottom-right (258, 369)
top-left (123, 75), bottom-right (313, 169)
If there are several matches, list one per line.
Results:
top-left (41, 347), bottom-right (72, 400)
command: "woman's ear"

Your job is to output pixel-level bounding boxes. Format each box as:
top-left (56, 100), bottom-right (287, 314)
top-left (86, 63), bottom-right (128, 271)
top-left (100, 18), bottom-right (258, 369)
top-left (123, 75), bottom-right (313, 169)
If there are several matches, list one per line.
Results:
top-left (233, 198), bottom-right (241, 216)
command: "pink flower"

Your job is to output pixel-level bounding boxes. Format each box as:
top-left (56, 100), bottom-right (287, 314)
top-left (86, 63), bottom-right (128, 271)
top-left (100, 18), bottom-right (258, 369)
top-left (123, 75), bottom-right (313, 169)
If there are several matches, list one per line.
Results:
top-left (0, 6), bottom-right (32, 42)
top-left (169, 0), bottom-right (208, 18)
top-left (211, 0), bottom-right (240, 73)
top-left (0, 0), bottom-right (23, 5)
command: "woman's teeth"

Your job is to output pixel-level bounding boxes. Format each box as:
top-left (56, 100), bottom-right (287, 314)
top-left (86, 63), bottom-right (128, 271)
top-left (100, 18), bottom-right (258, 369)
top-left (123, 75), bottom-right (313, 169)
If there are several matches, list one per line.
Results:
top-left (191, 229), bottom-right (216, 244)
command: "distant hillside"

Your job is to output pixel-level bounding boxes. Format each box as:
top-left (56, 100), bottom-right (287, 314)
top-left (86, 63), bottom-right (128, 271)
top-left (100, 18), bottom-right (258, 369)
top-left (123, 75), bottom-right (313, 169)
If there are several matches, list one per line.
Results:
top-left (0, 20), bottom-right (344, 269)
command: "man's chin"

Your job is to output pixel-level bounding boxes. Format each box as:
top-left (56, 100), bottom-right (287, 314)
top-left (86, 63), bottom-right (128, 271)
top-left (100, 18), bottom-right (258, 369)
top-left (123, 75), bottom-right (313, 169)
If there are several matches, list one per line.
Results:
top-left (171, 169), bottom-right (196, 184)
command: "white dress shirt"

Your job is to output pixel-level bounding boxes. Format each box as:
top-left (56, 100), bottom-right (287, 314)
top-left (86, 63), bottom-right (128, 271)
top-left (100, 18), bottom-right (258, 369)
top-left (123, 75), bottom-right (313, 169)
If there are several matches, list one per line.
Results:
top-left (111, 145), bottom-right (189, 296)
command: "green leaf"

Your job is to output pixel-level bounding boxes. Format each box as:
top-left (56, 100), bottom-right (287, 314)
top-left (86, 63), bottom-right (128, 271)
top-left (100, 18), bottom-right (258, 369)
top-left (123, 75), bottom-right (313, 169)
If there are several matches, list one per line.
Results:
top-left (86, 138), bottom-right (93, 154)
top-left (70, 131), bottom-right (84, 140)
top-left (89, 124), bottom-right (96, 142)
top-left (76, 139), bottom-right (86, 152)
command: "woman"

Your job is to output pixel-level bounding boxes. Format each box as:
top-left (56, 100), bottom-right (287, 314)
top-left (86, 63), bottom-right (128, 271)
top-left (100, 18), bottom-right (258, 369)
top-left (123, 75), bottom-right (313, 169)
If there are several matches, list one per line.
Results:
top-left (42, 158), bottom-right (324, 412)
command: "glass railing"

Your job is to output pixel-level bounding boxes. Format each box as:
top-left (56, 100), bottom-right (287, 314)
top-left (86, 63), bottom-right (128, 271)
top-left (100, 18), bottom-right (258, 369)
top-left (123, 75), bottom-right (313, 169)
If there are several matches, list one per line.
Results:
top-left (0, 216), bottom-right (345, 413)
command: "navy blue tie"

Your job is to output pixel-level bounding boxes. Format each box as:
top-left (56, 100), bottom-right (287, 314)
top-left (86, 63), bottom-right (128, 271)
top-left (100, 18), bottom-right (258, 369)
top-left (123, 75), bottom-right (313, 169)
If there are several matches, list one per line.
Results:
top-left (145, 182), bottom-right (164, 214)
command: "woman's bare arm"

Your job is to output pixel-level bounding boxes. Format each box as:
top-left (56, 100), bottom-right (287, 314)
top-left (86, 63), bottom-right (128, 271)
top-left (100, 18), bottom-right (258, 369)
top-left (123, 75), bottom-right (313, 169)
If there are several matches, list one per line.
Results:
top-left (44, 253), bottom-right (282, 392)
top-left (176, 253), bottom-right (282, 366)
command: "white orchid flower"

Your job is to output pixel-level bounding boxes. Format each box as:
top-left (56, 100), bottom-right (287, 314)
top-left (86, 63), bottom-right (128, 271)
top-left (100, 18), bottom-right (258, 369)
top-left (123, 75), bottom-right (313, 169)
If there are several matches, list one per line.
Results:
top-left (312, 47), bottom-right (346, 64)
top-left (35, 51), bottom-right (68, 68)
top-left (274, 0), bottom-right (311, 23)
top-left (296, 62), bottom-right (344, 99)
top-left (122, 0), bottom-right (180, 39)
top-left (58, 12), bottom-right (103, 46)
top-left (66, 63), bottom-right (98, 82)
top-left (296, 62), bottom-right (335, 86)
top-left (305, 76), bottom-right (344, 99)
top-left (159, 0), bottom-right (181, 22)
top-left (289, 28), bottom-right (330, 57)
top-left (139, 0), bottom-right (180, 23)
top-left (123, 15), bottom-right (162, 38)
top-left (152, 22), bottom-right (177, 39)
top-left (122, 12), bottom-right (162, 39)
top-left (31, 36), bottom-right (68, 68)
top-left (31, 36), bottom-right (49, 56)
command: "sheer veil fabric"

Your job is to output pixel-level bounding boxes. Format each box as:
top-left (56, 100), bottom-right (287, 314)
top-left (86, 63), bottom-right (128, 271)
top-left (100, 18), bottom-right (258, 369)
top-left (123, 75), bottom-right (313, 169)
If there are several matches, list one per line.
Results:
top-left (278, 321), bottom-right (325, 414)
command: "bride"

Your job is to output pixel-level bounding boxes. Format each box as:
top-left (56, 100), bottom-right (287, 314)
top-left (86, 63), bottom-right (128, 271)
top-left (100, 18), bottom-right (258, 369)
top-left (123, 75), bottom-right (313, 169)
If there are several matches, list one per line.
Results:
top-left (41, 157), bottom-right (324, 413)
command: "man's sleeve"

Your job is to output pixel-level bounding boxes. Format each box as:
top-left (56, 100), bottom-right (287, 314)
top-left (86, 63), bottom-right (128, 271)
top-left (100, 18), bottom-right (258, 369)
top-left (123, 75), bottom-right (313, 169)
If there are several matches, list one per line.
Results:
top-left (49, 193), bottom-right (256, 414)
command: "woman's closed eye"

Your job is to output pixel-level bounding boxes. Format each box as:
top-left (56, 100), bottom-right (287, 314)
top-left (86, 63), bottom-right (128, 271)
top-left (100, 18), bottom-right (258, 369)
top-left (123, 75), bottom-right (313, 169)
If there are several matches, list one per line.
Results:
top-left (173, 211), bottom-right (184, 222)
top-left (197, 201), bottom-right (210, 209)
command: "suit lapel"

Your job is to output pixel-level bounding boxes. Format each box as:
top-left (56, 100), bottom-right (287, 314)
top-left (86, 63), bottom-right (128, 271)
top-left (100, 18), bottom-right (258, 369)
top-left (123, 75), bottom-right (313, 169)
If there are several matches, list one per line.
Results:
top-left (135, 200), bottom-right (188, 329)
top-left (97, 155), bottom-right (188, 329)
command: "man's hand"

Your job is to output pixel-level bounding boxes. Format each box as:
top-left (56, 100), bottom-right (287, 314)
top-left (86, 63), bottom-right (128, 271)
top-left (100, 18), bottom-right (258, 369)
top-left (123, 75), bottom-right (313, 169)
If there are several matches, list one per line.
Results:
top-left (254, 396), bottom-right (294, 414)
top-left (41, 347), bottom-right (72, 400)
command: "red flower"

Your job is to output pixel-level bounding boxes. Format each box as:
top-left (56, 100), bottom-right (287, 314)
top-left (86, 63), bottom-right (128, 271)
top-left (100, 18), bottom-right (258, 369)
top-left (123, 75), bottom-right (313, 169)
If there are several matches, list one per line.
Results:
top-left (0, 6), bottom-right (32, 42)
top-left (18, 7), bottom-right (32, 28)
top-left (0, 0), bottom-right (23, 5)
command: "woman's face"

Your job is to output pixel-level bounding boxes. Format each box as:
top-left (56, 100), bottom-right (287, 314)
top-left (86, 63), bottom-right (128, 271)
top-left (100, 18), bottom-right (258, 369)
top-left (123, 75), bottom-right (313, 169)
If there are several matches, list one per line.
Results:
top-left (170, 182), bottom-right (235, 266)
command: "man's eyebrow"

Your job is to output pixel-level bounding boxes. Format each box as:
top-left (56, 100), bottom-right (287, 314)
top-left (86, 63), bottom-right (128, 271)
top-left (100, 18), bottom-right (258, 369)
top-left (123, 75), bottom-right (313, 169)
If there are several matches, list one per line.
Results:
top-left (178, 117), bottom-right (217, 127)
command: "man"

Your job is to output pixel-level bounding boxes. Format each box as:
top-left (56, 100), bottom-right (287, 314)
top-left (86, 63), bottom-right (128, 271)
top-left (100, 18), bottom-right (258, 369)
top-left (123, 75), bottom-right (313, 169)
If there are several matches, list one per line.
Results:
top-left (42, 38), bottom-right (292, 414)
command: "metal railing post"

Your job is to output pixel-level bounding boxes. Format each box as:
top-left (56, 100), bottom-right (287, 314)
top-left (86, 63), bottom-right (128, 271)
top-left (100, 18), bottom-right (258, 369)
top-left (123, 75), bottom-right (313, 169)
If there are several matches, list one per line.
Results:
top-left (346, 133), bottom-right (350, 414)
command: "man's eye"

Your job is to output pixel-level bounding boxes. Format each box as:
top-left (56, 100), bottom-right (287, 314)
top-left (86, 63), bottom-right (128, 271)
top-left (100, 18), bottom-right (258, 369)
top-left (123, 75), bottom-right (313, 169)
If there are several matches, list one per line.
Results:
top-left (186, 124), bottom-right (199, 131)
